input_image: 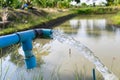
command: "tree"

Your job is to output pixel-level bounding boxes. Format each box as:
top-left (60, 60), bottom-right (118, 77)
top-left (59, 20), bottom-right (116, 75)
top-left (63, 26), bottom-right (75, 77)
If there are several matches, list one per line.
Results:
top-left (0, 0), bottom-right (22, 8)
top-left (114, 0), bottom-right (120, 5)
top-left (106, 0), bottom-right (114, 6)
top-left (75, 0), bottom-right (80, 3)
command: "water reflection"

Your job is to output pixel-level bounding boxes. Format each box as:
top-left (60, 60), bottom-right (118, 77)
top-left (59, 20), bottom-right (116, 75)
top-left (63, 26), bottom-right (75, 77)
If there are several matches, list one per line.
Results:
top-left (69, 19), bottom-right (120, 38)
top-left (53, 17), bottom-right (120, 78)
top-left (69, 20), bottom-right (79, 29)
top-left (70, 19), bottom-right (116, 37)
top-left (0, 45), bottom-right (24, 67)
top-left (0, 40), bottom-right (51, 80)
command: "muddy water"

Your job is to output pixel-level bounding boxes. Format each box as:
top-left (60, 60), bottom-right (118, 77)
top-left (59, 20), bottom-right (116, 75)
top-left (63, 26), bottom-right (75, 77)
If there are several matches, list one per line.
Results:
top-left (34, 15), bottom-right (120, 79)
top-left (51, 15), bottom-right (120, 79)
top-left (0, 15), bottom-right (120, 80)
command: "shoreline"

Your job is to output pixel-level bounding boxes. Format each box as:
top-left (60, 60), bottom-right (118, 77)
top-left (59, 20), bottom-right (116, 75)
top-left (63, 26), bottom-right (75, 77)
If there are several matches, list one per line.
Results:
top-left (0, 7), bottom-right (120, 36)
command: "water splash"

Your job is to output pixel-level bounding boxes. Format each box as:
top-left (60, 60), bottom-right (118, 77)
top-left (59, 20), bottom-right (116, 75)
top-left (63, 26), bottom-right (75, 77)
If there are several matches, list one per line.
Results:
top-left (52, 30), bottom-right (118, 80)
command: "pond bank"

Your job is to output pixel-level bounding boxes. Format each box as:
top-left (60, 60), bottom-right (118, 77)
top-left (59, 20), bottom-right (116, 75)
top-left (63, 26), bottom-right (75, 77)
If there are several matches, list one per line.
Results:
top-left (0, 8), bottom-right (76, 36)
top-left (0, 7), bottom-right (120, 36)
top-left (31, 13), bottom-right (76, 29)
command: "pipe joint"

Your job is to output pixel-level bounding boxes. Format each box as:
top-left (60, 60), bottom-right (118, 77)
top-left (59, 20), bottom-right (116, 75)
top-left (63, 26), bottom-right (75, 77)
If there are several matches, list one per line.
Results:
top-left (25, 55), bottom-right (36, 69)
top-left (0, 28), bottom-right (53, 69)
top-left (21, 39), bottom-right (37, 69)
top-left (16, 30), bottom-right (36, 43)
top-left (34, 29), bottom-right (53, 39)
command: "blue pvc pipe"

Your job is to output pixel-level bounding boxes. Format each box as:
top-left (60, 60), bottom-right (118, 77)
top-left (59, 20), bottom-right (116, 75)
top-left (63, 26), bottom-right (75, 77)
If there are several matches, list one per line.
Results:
top-left (41, 29), bottom-right (53, 38)
top-left (17, 30), bottom-right (36, 42)
top-left (25, 55), bottom-right (36, 69)
top-left (0, 30), bottom-right (36, 48)
top-left (21, 39), bottom-right (36, 69)
top-left (35, 29), bottom-right (53, 38)
top-left (0, 29), bottom-right (53, 69)
top-left (0, 34), bottom-right (19, 48)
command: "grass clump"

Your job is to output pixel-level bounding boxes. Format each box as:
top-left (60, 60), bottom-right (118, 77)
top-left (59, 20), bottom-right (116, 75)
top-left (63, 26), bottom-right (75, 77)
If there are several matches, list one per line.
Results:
top-left (0, 8), bottom-right (73, 35)
top-left (1, 7), bottom-right (120, 35)
top-left (75, 7), bottom-right (119, 14)
top-left (111, 12), bottom-right (120, 26)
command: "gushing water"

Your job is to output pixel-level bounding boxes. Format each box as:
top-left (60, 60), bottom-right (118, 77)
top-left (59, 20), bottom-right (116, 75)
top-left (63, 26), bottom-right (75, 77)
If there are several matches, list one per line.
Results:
top-left (52, 30), bottom-right (118, 80)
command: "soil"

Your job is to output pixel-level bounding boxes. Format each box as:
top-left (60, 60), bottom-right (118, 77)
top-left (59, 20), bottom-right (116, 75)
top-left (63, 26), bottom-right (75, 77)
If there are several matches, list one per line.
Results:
top-left (0, 8), bottom-right (76, 35)
top-left (32, 13), bottom-right (76, 29)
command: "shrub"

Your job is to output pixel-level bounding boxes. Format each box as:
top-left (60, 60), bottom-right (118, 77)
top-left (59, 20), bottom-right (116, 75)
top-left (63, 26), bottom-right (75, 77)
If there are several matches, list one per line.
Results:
top-left (0, 0), bottom-right (22, 8)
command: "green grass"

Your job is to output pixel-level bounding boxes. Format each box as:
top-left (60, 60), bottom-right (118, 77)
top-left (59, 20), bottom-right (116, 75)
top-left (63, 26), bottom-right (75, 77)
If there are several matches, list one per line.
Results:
top-left (72, 7), bottom-right (119, 14)
top-left (111, 12), bottom-right (120, 26)
top-left (72, 7), bottom-right (120, 26)
top-left (0, 9), bottom-right (74, 35)
top-left (1, 7), bottom-right (120, 35)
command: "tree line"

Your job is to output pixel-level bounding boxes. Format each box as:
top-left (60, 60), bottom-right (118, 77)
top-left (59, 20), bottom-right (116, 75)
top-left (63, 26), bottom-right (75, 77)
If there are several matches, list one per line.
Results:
top-left (0, 0), bottom-right (72, 8)
top-left (0, 0), bottom-right (120, 9)
top-left (107, 0), bottom-right (120, 6)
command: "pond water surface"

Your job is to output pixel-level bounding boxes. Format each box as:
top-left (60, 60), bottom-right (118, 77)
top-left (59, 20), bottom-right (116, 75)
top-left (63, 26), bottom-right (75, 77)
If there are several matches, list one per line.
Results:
top-left (0, 15), bottom-right (120, 80)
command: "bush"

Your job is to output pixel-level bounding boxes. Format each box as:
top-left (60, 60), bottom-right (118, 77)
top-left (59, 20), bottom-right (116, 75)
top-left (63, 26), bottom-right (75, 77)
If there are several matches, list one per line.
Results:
top-left (76, 7), bottom-right (119, 14)
top-left (57, 0), bottom-right (70, 8)
top-left (75, 0), bottom-right (80, 3)
top-left (32, 0), bottom-right (71, 8)
top-left (81, 3), bottom-right (87, 7)
top-left (1, 0), bottom-right (22, 8)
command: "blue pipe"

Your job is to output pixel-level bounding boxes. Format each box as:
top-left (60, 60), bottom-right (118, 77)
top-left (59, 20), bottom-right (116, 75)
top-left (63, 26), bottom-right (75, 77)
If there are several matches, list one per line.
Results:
top-left (0, 29), bottom-right (52, 69)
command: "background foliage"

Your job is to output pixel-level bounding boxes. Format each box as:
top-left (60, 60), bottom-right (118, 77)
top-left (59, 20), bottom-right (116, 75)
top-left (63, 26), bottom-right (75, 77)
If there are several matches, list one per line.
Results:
top-left (0, 0), bottom-right (120, 8)
top-left (0, 0), bottom-right (73, 8)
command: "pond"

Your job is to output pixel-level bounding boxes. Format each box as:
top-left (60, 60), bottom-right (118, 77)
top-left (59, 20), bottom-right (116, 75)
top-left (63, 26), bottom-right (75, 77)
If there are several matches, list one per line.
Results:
top-left (0, 15), bottom-right (120, 80)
